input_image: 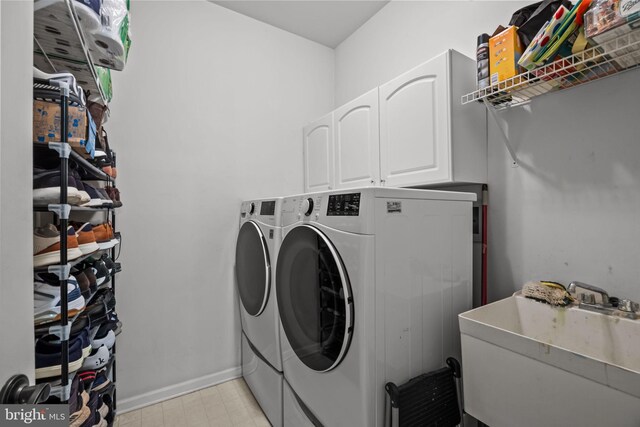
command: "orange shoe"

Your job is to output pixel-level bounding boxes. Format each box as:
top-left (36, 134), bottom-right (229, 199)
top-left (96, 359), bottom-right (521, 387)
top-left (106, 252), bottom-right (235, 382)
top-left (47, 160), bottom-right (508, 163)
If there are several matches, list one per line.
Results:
top-left (73, 222), bottom-right (100, 255)
top-left (92, 223), bottom-right (119, 250)
top-left (33, 224), bottom-right (83, 267)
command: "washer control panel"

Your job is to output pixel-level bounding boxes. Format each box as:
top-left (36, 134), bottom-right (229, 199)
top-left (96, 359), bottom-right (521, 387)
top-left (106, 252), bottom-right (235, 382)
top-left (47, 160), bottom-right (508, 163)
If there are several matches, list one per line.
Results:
top-left (327, 193), bottom-right (361, 216)
top-left (260, 200), bottom-right (276, 216)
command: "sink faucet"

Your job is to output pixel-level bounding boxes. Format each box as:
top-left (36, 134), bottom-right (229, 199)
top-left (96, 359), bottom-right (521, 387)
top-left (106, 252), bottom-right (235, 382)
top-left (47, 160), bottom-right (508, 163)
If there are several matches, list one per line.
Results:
top-left (568, 281), bottom-right (610, 305)
top-left (568, 281), bottom-right (638, 320)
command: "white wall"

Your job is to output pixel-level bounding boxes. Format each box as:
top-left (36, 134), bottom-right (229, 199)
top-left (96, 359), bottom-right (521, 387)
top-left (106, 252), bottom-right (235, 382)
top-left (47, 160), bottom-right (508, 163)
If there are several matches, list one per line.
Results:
top-left (0, 0), bottom-right (36, 385)
top-left (335, 1), bottom-right (528, 106)
top-left (108, 1), bottom-right (334, 408)
top-left (334, 1), bottom-right (640, 302)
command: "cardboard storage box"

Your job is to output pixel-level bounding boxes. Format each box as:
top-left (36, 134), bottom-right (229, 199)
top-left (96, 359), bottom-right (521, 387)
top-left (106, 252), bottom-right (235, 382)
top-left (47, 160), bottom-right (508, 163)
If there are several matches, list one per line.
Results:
top-left (33, 99), bottom-right (94, 158)
top-left (489, 26), bottom-right (524, 84)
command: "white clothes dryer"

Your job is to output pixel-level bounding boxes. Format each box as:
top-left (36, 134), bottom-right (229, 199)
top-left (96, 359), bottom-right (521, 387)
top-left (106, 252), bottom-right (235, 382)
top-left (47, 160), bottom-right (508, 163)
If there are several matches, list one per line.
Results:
top-left (236, 198), bottom-right (284, 426)
top-left (276, 188), bottom-right (475, 427)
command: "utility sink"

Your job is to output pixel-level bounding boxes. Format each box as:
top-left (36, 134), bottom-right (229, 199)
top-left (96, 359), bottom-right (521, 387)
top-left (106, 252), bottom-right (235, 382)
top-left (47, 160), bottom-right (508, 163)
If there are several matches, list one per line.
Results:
top-left (459, 294), bottom-right (640, 427)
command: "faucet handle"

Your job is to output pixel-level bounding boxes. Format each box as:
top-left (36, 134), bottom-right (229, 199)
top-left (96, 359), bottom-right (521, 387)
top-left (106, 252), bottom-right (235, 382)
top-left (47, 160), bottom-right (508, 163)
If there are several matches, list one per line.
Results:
top-left (568, 281), bottom-right (610, 305)
top-left (618, 299), bottom-right (639, 313)
top-left (580, 293), bottom-right (596, 304)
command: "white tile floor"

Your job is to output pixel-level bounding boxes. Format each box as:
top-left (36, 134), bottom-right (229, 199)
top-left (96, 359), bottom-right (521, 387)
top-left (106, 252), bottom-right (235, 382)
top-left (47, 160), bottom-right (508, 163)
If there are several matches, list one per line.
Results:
top-left (116, 378), bottom-right (270, 427)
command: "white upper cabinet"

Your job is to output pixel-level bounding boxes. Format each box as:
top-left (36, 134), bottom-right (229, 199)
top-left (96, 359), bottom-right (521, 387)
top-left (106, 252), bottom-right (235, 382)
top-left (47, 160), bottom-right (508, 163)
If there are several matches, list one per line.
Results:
top-left (334, 88), bottom-right (380, 189)
top-left (303, 50), bottom-right (486, 192)
top-left (303, 113), bottom-right (334, 192)
top-left (379, 50), bottom-right (486, 188)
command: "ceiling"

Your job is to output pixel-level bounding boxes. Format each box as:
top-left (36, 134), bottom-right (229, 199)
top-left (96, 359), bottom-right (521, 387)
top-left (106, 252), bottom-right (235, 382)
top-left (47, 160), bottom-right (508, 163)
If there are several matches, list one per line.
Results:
top-left (211, 1), bottom-right (390, 48)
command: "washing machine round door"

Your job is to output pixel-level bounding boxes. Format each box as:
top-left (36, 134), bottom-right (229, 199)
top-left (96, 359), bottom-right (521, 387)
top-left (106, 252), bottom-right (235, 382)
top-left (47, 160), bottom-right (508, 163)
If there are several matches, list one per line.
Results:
top-left (276, 224), bottom-right (354, 372)
top-left (235, 221), bottom-right (270, 316)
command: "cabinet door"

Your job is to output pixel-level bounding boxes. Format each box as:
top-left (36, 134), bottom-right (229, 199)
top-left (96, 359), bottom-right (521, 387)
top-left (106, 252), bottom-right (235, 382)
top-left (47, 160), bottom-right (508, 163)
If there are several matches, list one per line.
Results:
top-left (379, 52), bottom-right (450, 187)
top-left (303, 113), bottom-right (333, 193)
top-left (333, 88), bottom-right (380, 189)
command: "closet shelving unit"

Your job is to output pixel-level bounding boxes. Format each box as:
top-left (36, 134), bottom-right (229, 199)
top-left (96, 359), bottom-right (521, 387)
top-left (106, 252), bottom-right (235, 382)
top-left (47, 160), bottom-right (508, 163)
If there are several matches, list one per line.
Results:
top-left (462, 28), bottom-right (640, 166)
top-left (34, 0), bottom-right (109, 105)
top-left (33, 0), bottom-right (122, 419)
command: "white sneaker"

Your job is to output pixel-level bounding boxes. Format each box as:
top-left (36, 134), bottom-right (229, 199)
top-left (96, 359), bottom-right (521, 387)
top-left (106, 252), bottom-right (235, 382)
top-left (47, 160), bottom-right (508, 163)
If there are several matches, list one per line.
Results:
top-left (90, 329), bottom-right (116, 350)
top-left (81, 345), bottom-right (110, 370)
top-left (34, 275), bottom-right (86, 324)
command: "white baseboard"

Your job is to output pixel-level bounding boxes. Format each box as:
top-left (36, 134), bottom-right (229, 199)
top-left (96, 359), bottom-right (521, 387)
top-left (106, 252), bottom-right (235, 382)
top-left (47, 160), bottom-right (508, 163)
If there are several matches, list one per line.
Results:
top-left (117, 366), bottom-right (242, 414)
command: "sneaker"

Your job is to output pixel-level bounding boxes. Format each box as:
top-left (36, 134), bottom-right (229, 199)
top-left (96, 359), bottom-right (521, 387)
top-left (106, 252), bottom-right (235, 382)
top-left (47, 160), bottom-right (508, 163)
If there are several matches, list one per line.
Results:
top-left (33, 224), bottom-right (83, 267)
top-left (70, 391), bottom-right (91, 427)
top-left (91, 223), bottom-right (119, 250)
top-left (34, 274), bottom-right (86, 324)
top-left (79, 391), bottom-right (102, 427)
top-left (81, 345), bottom-right (109, 370)
top-left (106, 312), bottom-right (122, 336)
top-left (95, 187), bottom-right (115, 206)
top-left (90, 327), bottom-right (115, 350)
top-left (69, 169), bottom-right (91, 205)
top-left (90, 370), bottom-right (111, 393)
top-left (43, 324), bottom-right (92, 359)
top-left (97, 400), bottom-right (109, 419)
top-left (35, 335), bottom-right (85, 379)
top-left (74, 222), bottom-right (100, 255)
top-left (82, 183), bottom-right (113, 208)
top-left (35, 312), bottom-right (89, 339)
top-left (89, 260), bottom-right (110, 288)
top-left (33, 168), bottom-right (83, 206)
top-left (99, 254), bottom-right (116, 275)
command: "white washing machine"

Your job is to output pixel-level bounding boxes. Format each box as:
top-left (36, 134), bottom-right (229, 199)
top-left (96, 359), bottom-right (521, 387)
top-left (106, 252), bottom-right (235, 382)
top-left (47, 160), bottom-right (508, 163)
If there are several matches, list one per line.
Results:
top-left (236, 198), bottom-right (284, 426)
top-left (276, 187), bottom-right (475, 427)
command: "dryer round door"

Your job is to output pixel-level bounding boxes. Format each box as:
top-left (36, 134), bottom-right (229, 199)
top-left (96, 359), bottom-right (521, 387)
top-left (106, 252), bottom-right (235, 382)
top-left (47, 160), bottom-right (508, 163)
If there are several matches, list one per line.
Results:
top-left (235, 221), bottom-right (271, 316)
top-left (276, 224), bottom-right (354, 372)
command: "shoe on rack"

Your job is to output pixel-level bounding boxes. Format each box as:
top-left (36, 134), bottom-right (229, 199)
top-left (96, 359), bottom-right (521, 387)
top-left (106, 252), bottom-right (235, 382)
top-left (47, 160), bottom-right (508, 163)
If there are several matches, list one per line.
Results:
top-left (35, 312), bottom-right (89, 339)
top-left (90, 326), bottom-right (115, 350)
top-left (33, 224), bottom-right (83, 267)
top-left (97, 399), bottom-right (109, 419)
top-left (43, 324), bottom-right (92, 360)
top-left (69, 390), bottom-right (91, 427)
top-left (87, 260), bottom-right (110, 288)
top-left (72, 271), bottom-right (92, 300)
top-left (92, 150), bottom-right (114, 178)
top-left (81, 266), bottom-right (99, 295)
top-left (69, 169), bottom-right (94, 205)
top-left (81, 345), bottom-right (110, 370)
top-left (84, 289), bottom-right (116, 325)
top-left (35, 335), bottom-right (85, 379)
top-left (33, 168), bottom-right (83, 206)
top-left (91, 223), bottom-right (119, 250)
top-left (103, 187), bottom-right (122, 207)
top-left (99, 254), bottom-right (116, 275)
top-left (34, 274), bottom-right (86, 324)
top-left (82, 183), bottom-right (114, 208)
top-left (78, 390), bottom-right (103, 427)
top-left (73, 222), bottom-right (101, 255)
top-left (91, 370), bottom-right (111, 393)
top-left (106, 312), bottom-right (122, 336)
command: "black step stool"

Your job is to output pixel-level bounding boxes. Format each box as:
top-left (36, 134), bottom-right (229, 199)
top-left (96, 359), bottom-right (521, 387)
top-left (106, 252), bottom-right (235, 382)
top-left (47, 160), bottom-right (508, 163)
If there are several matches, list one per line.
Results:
top-left (385, 357), bottom-right (463, 427)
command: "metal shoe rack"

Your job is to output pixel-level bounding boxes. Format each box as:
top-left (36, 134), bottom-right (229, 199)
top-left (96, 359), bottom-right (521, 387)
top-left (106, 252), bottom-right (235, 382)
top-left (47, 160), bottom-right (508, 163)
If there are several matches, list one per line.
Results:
top-left (33, 0), bottom-right (123, 420)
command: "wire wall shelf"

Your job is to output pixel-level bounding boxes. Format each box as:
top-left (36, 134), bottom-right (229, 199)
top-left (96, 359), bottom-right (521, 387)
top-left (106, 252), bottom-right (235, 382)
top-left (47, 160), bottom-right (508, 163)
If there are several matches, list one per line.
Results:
top-left (34, 0), bottom-right (109, 105)
top-left (462, 28), bottom-right (640, 109)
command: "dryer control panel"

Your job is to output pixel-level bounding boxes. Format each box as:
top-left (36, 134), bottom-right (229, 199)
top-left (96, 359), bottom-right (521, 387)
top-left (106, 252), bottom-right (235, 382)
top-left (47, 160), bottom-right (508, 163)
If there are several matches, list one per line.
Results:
top-left (327, 193), bottom-right (361, 216)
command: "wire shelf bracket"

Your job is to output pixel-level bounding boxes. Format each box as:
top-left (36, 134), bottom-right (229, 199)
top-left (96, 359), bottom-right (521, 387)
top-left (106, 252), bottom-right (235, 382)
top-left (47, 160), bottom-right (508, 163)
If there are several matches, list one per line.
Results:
top-left (483, 100), bottom-right (519, 167)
